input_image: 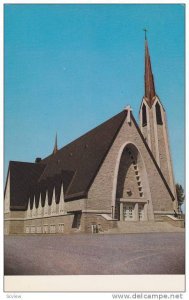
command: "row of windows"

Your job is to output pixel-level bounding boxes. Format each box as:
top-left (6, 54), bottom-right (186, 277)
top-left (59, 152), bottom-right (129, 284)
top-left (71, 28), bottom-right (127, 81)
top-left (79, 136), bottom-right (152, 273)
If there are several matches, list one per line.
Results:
top-left (25, 223), bottom-right (64, 234)
top-left (27, 206), bottom-right (64, 218)
top-left (126, 148), bottom-right (144, 198)
top-left (142, 102), bottom-right (163, 127)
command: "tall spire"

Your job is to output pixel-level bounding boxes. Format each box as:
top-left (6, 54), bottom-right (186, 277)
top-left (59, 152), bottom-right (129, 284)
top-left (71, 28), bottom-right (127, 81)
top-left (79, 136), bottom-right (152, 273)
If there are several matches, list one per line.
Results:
top-left (52, 133), bottom-right (58, 155)
top-left (144, 31), bottom-right (156, 107)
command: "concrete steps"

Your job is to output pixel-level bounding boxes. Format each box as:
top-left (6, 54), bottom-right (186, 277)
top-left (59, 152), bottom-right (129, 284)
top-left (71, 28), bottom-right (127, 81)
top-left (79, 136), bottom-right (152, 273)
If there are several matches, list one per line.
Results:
top-left (103, 221), bottom-right (184, 234)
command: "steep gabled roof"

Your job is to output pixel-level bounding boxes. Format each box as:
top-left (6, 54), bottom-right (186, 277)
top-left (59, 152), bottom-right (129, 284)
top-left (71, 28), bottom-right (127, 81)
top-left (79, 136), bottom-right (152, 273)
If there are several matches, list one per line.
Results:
top-left (7, 110), bottom-right (127, 210)
top-left (40, 110), bottom-right (128, 200)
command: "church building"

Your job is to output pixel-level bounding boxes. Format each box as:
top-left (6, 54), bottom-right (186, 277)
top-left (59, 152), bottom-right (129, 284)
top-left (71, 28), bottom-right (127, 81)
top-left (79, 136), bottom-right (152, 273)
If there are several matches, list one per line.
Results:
top-left (4, 36), bottom-right (179, 234)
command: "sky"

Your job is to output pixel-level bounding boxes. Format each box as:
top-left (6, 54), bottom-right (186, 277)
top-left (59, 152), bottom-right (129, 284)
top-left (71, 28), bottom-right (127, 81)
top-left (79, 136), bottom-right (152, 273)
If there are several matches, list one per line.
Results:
top-left (4, 4), bottom-right (185, 188)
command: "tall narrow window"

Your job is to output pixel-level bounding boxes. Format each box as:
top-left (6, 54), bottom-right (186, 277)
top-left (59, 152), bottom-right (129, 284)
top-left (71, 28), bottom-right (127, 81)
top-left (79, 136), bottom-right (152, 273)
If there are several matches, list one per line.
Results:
top-left (142, 104), bottom-right (147, 127)
top-left (155, 102), bottom-right (163, 125)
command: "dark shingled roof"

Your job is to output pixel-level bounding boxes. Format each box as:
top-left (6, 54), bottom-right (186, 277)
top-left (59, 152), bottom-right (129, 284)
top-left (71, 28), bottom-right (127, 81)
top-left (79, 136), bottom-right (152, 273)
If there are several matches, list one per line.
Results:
top-left (9, 161), bottom-right (46, 211)
top-left (7, 110), bottom-right (127, 210)
top-left (40, 110), bottom-right (127, 199)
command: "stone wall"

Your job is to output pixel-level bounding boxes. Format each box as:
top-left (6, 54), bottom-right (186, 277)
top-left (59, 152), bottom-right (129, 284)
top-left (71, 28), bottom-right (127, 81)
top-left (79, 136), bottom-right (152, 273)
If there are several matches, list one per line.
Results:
top-left (6, 220), bottom-right (24, 234)
top-left (5, 212), bottom-right (117, 234)
top-left (162, 215), bottom-right (185, 228)
top-left (140, 97), bottom-right (177, 207)
top-left (64, 198), bottom-right (86, 212)
top-left (24, 214), bottom-right (76, 234)
top-left (82, 213), bottom-right (117, 233)
top-left (4, 211), bottom-right (26, 234)
top-left (87, 111), bottom-right (174, 215)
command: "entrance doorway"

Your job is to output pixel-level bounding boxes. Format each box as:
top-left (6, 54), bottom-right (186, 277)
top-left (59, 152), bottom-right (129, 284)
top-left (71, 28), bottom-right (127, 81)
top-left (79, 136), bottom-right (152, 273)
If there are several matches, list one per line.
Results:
top-left (123, 203), bottom-right (134, 220)
top-left (115, 143), bottom-right (150, 222)
top-left (138, 204), bottom-right (144, 220)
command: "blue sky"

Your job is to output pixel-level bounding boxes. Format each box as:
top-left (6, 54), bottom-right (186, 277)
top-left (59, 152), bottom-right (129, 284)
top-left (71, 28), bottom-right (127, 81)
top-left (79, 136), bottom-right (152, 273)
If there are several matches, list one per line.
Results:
top-left (4, 4), bottom-right (185, 188)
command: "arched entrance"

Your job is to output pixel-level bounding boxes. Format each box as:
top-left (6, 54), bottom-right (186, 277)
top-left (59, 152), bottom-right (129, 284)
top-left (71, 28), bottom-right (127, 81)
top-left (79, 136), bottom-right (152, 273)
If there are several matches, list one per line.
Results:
top-left (114, 143), bottom-right (150, 222)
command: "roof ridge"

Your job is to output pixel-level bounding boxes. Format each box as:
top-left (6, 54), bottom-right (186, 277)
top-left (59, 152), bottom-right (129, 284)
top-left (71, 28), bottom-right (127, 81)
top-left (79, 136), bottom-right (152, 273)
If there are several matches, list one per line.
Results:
top-left (42, 110), bottom-right (127, 162)
top-left (38, 164), bottom-right (48, 182)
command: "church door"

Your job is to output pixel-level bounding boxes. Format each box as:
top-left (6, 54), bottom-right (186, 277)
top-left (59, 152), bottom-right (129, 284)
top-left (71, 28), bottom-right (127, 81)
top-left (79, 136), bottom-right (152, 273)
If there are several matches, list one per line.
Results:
top-left (123, 203), bottom-right (134, 220)
top-left (138, 204), bottom-right (144, 220)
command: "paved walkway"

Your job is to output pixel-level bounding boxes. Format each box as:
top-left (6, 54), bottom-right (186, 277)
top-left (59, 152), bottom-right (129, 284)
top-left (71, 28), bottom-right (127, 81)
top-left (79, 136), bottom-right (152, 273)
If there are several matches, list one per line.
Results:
top-left (4, 232), bottom-right (185, 275)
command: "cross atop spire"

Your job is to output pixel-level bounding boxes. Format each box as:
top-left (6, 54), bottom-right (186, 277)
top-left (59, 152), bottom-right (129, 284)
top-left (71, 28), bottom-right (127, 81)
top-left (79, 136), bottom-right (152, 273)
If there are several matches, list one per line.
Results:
top-left (52, 133), bottom-right (58, 155)
top-left (143, 28), bottom-right (147, 40)
top-left (144, 32), bottom-right (156, 107)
